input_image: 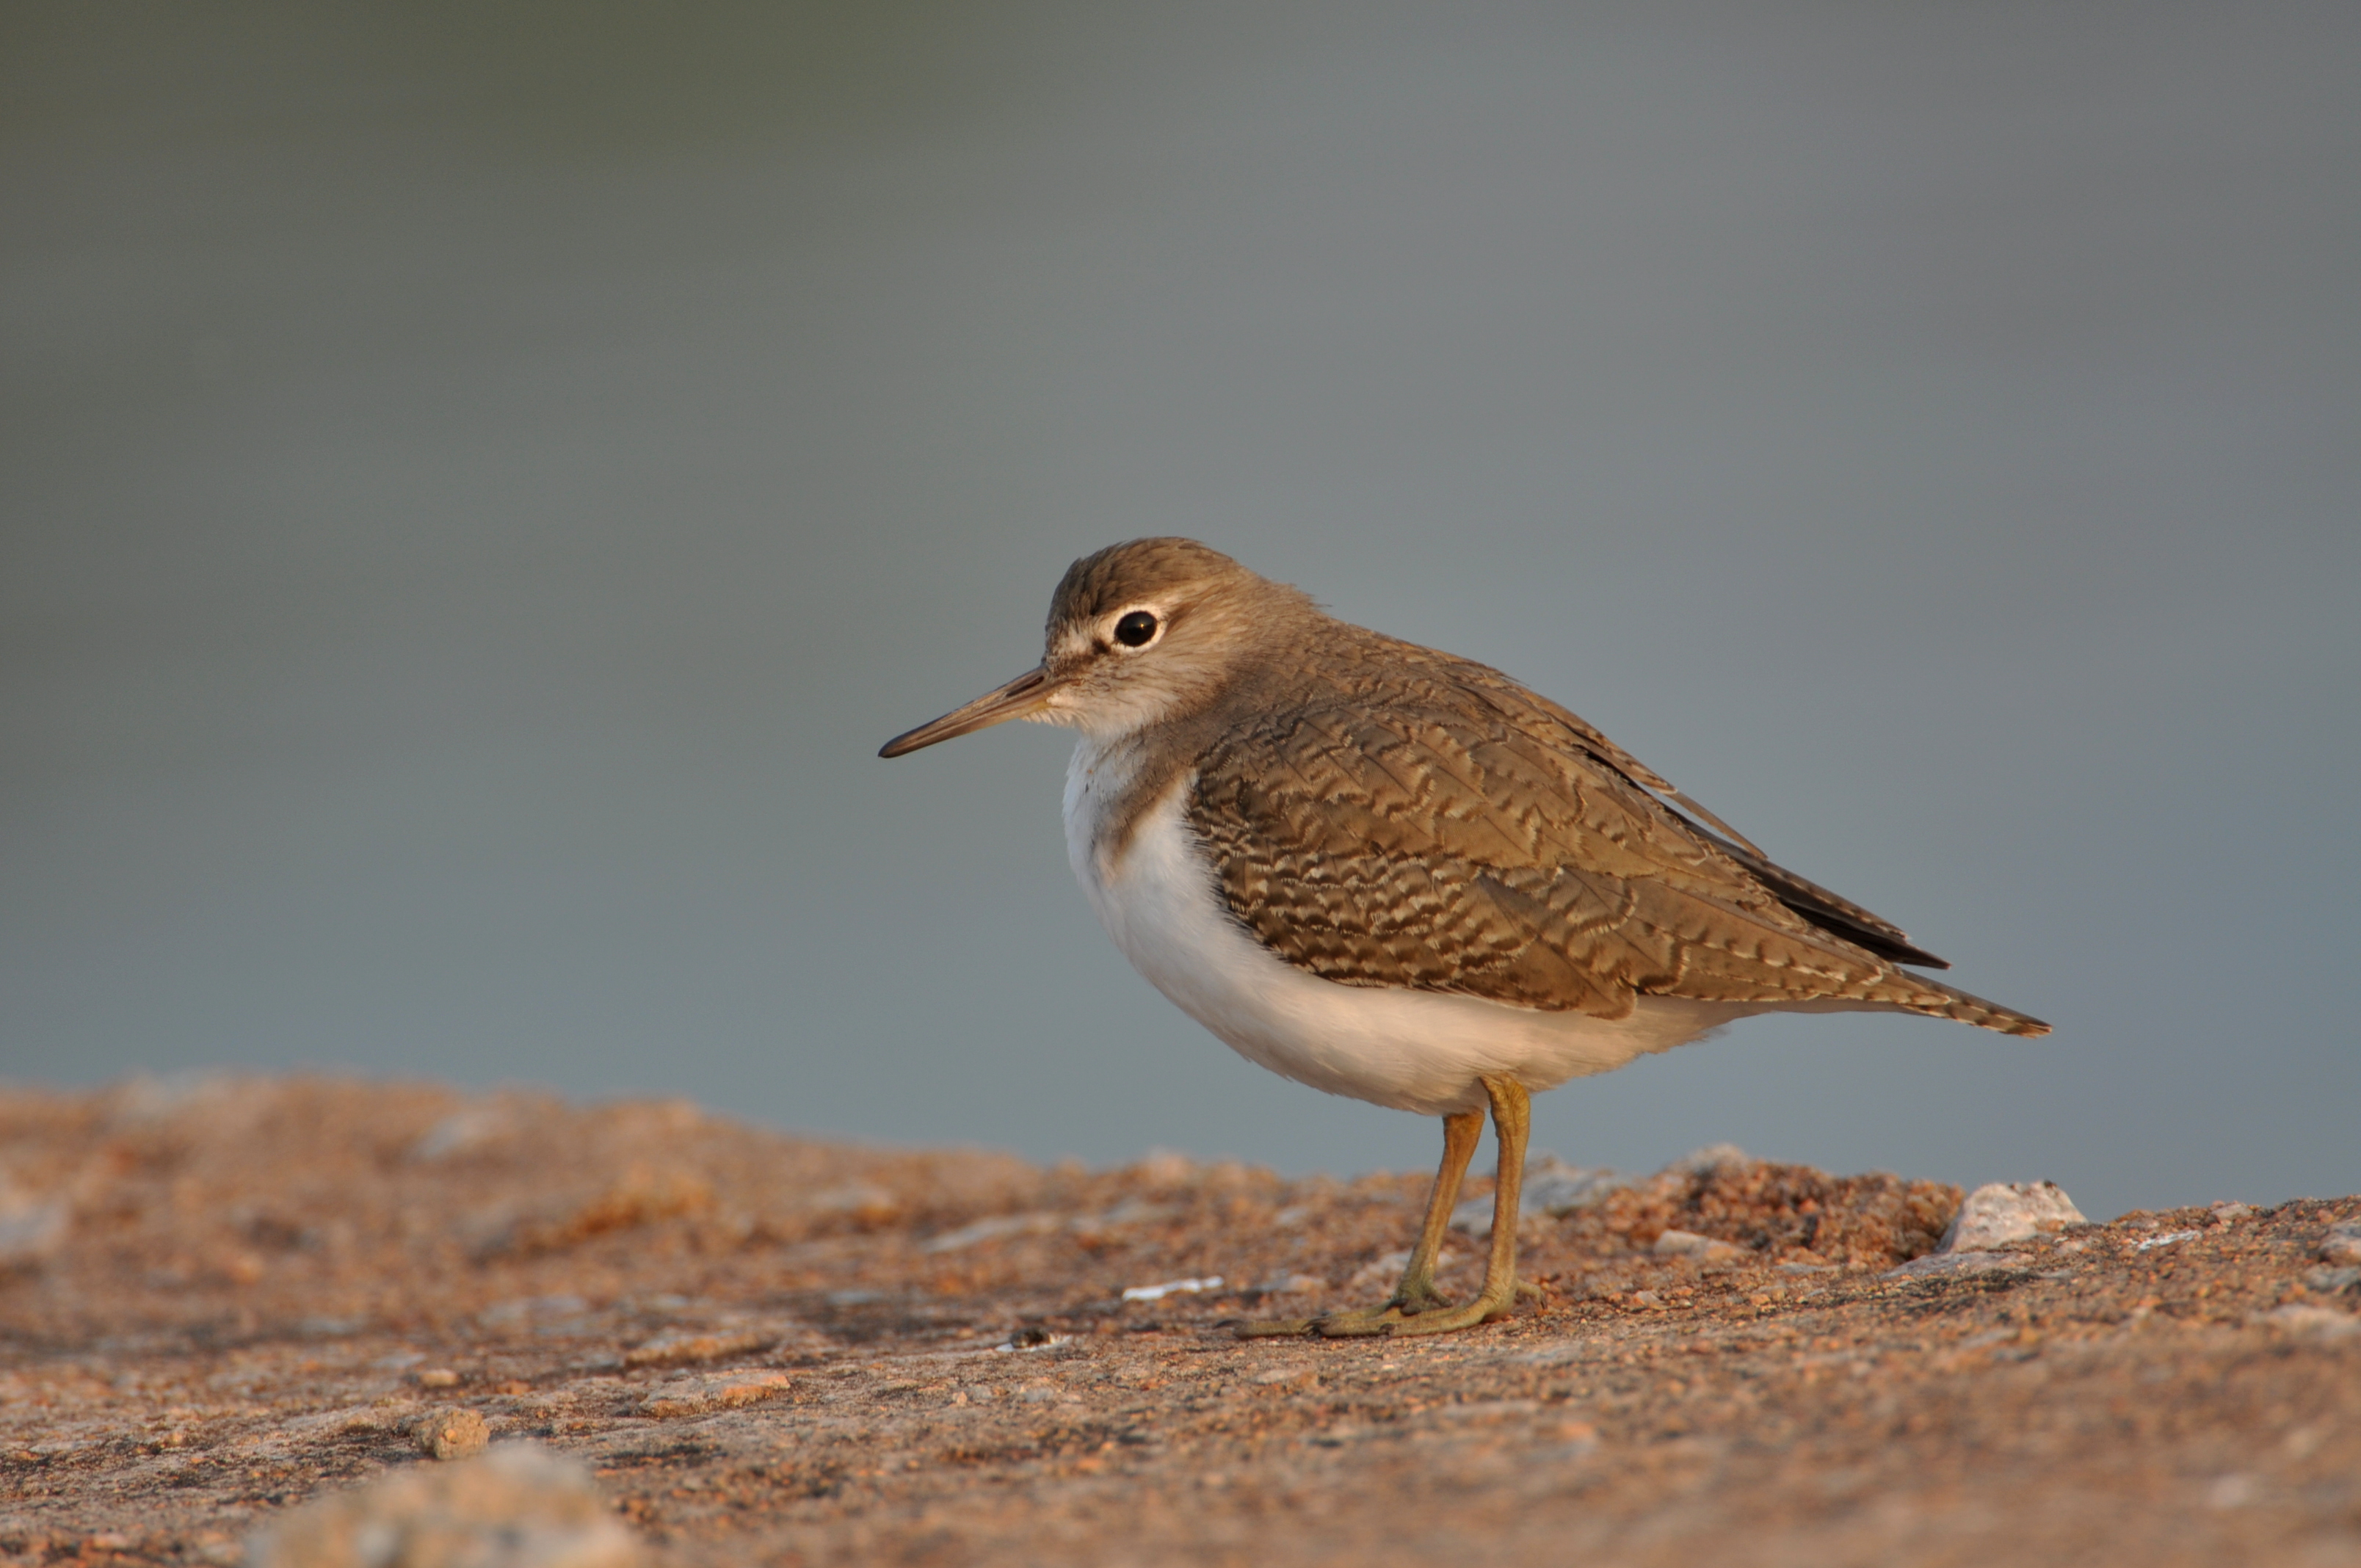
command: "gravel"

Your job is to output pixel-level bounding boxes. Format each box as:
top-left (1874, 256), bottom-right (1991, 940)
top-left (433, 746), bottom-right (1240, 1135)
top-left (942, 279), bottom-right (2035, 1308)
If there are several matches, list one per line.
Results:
top-left (1, 1077), bottom-right (2356, 1567)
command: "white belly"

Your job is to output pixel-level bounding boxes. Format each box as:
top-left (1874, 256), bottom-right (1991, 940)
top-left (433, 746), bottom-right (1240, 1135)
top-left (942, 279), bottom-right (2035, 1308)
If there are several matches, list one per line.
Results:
top-left (1063, 745), bottom-right (1752, 1117)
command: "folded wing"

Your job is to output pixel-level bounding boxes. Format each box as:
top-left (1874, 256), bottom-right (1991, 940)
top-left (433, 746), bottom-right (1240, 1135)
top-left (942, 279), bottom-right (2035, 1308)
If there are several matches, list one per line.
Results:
top-left (1184, 642), bottom-right (2047, 1038)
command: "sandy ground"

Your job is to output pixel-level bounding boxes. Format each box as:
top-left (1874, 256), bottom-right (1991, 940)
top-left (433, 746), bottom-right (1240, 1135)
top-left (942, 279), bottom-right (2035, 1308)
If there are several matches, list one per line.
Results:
top-left (1, 1075), bottom-right (2357, 1567)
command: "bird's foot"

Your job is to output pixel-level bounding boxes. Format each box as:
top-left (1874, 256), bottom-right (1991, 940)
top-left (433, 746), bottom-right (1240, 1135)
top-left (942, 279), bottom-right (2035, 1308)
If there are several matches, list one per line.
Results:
top-left (1233, 1280), bottom-right (1454, 1340)
top-left (1284, 1277), bottom-right (1532, 1338)
top-left (1346, 1291), bottom-right (1514, 1337)
top-left (1306, 1279), bottom-right (1449, 1336)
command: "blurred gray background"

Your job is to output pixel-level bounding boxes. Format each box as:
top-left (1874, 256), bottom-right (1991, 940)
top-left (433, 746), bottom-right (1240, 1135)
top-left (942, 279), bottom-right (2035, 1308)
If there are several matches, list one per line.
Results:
top-left (5, 3), bottom-right (2356, 1219)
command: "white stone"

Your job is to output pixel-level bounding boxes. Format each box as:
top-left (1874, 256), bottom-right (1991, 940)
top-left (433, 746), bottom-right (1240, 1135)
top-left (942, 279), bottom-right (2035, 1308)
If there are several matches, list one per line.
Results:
top-left (1937, 1182), bottom-right (2086, 1252)
top-left (2318, 1222), bottom-right (2361, 1265)
top-left (1119, 1276), bottom-right (1223, 1302)
top-left (2133, 1230), bottom-right (2201, 1252)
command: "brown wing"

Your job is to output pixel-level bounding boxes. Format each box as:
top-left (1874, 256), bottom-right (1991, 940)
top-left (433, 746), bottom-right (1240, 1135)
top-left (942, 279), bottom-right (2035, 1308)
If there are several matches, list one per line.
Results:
top-left (1184, 644), bottom-right (2047, 1037)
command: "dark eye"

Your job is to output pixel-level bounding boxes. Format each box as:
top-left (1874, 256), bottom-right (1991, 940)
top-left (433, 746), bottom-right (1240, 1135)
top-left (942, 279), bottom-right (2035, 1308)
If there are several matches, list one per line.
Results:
top-left (1114, 610), bottom-right (1158, 647)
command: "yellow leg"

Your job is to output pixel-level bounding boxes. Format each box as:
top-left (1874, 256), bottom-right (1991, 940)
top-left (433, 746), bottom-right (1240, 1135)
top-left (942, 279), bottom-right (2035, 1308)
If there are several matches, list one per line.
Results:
top-left (1384, 1106), bottom-right (1484, 1314)
top-left (1319, 1075), bottom-right (1531, 1337)
top-left (1235, 1107), bottom-right (1482, 1339)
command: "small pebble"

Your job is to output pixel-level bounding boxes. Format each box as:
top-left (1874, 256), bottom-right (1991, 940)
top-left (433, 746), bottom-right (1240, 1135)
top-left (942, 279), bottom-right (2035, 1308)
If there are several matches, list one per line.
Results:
top-left (413, 1368), bottom-right (460, 1389)
top-left (2133, 1230), bottom-right (2201, 1253)
top-left (2318, 1222), bottom-right (2361, 1266)
top-left (1120, 1276), bottom-right (1223, 1302)
top-left (253, 1442), bottom-right (638, 1567)
top-left (413, 1407), bottom-right (489, 1460)
top-left (1653, 1229), bottom-right (1747, 1264)
top-left (639, 1371), bottom-right (791, 1418)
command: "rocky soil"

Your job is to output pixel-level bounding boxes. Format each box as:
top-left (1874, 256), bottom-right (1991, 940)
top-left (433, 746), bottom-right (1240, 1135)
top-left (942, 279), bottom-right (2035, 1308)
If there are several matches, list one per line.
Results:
top-left (2, 1076), bottom-right (2357, 1567)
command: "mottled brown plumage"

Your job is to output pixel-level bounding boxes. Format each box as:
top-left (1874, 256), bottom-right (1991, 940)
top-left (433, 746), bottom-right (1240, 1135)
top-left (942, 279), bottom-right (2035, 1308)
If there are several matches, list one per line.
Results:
top-left (1184, 619), bottom-right (2043, 1034)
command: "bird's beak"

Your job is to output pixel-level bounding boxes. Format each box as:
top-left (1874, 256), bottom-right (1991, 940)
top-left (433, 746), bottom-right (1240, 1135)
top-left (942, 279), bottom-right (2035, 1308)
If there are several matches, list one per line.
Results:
top-left (878, 666), bottom-right (1062, 758)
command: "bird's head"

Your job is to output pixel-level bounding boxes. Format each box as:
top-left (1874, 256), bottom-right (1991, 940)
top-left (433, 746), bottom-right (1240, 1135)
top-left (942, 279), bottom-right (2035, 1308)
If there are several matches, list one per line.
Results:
top-left (879, 537), bottom-right (1313, 757)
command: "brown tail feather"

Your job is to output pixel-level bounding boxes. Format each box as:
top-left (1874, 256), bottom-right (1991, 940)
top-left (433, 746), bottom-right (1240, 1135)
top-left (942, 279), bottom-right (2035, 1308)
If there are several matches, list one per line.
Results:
top-left (1891, 976), bottom-right (2050, 1037)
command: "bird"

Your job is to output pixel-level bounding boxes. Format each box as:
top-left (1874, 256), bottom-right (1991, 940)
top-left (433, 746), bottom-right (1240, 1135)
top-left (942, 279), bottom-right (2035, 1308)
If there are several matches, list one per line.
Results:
top-left (880, 538), bottom-right (2048, 1337)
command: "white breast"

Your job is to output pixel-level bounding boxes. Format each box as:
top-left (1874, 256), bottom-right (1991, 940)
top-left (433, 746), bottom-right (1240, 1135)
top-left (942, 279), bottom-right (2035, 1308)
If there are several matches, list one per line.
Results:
top-left (1063, 741), bottom-right (1754, 1117)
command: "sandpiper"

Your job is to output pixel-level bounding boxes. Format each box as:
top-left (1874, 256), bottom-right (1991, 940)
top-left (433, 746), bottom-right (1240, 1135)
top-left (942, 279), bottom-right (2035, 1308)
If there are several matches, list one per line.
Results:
top-left (881, 539), bottom-right (2047, 1337)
